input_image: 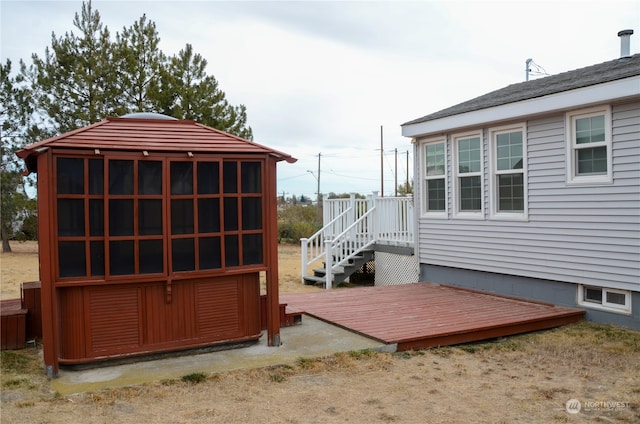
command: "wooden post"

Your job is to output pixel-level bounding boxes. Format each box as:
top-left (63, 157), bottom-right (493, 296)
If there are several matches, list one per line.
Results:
top-left (38, 152), bottom-right (59, 377)
top-left (265, 157), bottom-right (281, 346)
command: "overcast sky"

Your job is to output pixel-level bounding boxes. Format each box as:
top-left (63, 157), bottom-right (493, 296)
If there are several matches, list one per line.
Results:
top-left (2, 0), bottom-right (638, 199)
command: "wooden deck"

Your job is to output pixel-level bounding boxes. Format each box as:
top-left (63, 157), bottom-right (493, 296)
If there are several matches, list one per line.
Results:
top-left (280, 283), bottom-right (585, 351)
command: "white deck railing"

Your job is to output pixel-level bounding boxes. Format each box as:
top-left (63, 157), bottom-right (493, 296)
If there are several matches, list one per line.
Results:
top-left (375, 196), bottom-right (414, 246)
top-left (301, 192), bottom-right (413, 288)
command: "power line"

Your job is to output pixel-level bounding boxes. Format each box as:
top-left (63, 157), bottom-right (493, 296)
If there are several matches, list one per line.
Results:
top-left (278, 173), bottom-right (312, 181)
top-left (321, 170), bottom-right (379, 181)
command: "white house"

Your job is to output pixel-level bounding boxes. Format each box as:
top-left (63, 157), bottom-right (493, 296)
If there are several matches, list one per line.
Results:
top-left (402, 33), bottom-right (639, 330)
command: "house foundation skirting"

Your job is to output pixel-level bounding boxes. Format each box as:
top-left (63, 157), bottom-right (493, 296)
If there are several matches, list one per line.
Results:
top-left (420, 264), bottom-right (640, 331)
top-left (375, 251), bottom-right (419, 287)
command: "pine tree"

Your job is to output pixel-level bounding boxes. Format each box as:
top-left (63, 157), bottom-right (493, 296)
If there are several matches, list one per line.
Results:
top-left (113, 14), bottom-right (164, 113)
top-left (22, 1), bottom-right (254, 139)
top-left (23, 0), bottom-right (118, 133)
top-left (6, 1), bottom-right (259, 248)
top-left (1, 60), bottom-right (37, 251)
top-left (155, 44), bottom-right (253, 139)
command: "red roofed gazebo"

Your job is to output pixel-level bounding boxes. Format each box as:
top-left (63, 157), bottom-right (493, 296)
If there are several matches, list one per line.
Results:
top-left (17, 114), bottom-right (296, 376)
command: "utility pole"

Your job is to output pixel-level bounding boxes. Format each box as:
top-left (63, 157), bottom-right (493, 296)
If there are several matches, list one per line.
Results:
top-left (316, 153), bottom-right (321, 205)
top-left (307, 154), bottom-right (321, 206)
top-left (394, 148), bottom-right (398, 197)
top-left (406, 150), bottom-right (410, 194)
top-left (380, 125), bottom-right (384, 197)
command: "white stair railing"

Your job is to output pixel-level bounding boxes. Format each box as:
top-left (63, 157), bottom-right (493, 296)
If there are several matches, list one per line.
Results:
top-left (323, 207), bottom-right (376, 289)
top-left (300, 207), bottom-right (353, 283)
top-left (301, 192), bottom-right (413, 288)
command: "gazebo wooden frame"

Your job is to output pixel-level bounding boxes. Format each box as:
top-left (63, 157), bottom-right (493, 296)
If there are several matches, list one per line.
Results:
top-left (17, 116), bottom-right (295, 376)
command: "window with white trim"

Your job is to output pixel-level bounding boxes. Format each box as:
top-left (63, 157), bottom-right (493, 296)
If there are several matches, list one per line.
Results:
top-left (454, 133), bottom-right (483, 216)
top-left (422, 139), bottom-right (447, 215)
top-left (566, 106), bottom-right (612, 184)
top-left (490, 124), bottom-right (527, 219)
top-left (578, 285), bottom-right (631, 314)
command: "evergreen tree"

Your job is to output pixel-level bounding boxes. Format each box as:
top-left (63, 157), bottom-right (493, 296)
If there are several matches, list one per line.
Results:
top-left (1, 60), bottom-right (37, 251)
top-left (397, 180), bottom-right (414, 196)
top-left (155, 44), bottom-right (253, 139)
top-left (23, 1), bottom-right (118, 133)
top-left (5, 1), bottom-right (258, 248)
top-left (113, 14), bottom-right (164, 113)
top-left (22, 1), bottom-right (253, 139)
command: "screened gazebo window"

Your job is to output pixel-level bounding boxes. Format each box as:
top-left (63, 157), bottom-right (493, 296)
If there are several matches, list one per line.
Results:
top-left (169, 159), bottom-right (264, 273)
top-left (57, 158), bottom-right (84, 194)
top-left (54, 155), bottom-right (265, 280)
top-left (109, 160), bottom-right (134, 195)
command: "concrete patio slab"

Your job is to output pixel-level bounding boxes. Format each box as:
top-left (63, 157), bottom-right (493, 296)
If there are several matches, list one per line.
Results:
top-left (51, 315), bottom-right (387, 395)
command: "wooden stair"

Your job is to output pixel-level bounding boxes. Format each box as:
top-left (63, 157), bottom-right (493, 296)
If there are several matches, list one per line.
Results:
top-left (1, 281), bottom-right (41, 350)
top-left (303, 249), bottom-right (374, 288)
top-left (260, 295), bottom-right (303, 330)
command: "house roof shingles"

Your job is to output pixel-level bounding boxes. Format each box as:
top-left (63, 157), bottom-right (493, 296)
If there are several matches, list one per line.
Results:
top-left (402, 53), bottom-right (640, 127)
top-left (17, 116), bottom-right (297, 172)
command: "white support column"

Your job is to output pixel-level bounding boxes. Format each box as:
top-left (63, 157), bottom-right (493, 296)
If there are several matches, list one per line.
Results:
top-left (322, 193), bottom-right (329, 228)
top-left (300, 237), bottom-right (308, 284)
top-left (324, 238), bottom-right (333, 289)
top-left (349, 193), bottom-right (356, 228)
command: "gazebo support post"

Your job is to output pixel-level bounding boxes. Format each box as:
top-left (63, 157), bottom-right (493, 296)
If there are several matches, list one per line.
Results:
top-left (38, 153), bottom-right (59, 377)
top-left (265, 157), bottom-right (281, 346)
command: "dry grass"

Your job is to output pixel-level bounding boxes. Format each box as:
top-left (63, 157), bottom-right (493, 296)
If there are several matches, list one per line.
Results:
top-left (0, 241), bottom-right (39, 300)
top-left (0, 241), bottom-right (317, 299)
top-left (1, 242), bottom-right (639, 422)
top-left (2, 325), bottom-right (639, 423)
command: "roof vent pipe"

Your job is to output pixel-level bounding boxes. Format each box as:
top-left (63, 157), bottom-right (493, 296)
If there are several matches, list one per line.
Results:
top-left (618, 29), bottom-right (633, 58)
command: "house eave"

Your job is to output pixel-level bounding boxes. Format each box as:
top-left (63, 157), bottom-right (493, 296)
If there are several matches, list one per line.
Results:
top-left (402, 75), bottom-right (640, 138)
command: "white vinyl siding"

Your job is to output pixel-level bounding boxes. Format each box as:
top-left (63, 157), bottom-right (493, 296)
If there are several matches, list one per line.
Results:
top-left (418, 102), bottom-right (640, 293)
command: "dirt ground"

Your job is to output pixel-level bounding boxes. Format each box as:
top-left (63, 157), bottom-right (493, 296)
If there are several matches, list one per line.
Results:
top-left (1, 241), bottom-right (639, 423)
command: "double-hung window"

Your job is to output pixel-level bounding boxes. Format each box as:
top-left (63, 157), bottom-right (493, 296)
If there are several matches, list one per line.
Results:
top-left (566, 106), bottom-right (612, 184)
top-left (422, 139), bottom-right (447, 216)
top-left (490, 124), bottom-right (527, 219)
top-left (454, 133), bottom-right (483, 216)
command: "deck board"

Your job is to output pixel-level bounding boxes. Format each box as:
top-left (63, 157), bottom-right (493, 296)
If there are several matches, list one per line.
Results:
top-left (280, 283), bottom-right (584, 351)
